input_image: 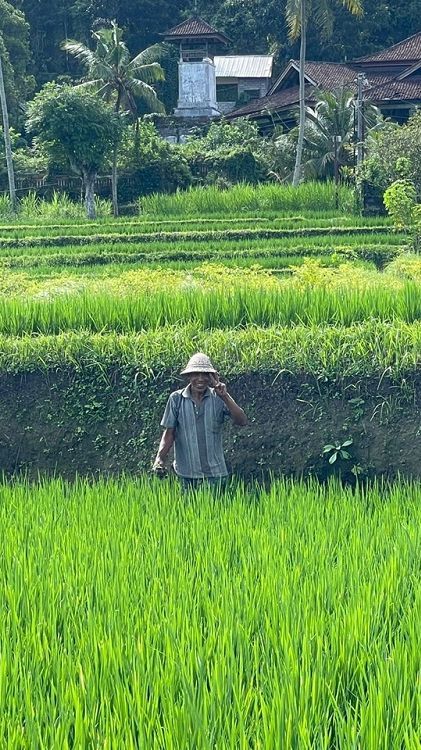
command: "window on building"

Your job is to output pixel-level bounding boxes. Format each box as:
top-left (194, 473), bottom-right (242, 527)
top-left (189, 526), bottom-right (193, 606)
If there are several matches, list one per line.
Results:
top-left (239, 89), bottom-right (261, 104)
top-left (217, 83), bottom-right (238, 102)
top-left (381, 107), bottom-right (411, 124)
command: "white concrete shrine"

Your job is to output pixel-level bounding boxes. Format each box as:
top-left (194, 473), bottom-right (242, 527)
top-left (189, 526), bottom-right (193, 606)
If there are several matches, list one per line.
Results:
top-left (174, 58), bottom-right (220, 117)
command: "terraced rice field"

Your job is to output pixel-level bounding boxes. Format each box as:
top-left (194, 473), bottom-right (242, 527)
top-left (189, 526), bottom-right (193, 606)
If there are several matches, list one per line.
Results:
top-left (1, 183), bottom-right (420, 747)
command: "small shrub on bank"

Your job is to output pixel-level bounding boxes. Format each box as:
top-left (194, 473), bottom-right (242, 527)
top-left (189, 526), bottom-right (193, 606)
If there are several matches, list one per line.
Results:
top-left (383, 179), bottom-right (420, 251)
top-left (8, 192), bottom-right (113, 221)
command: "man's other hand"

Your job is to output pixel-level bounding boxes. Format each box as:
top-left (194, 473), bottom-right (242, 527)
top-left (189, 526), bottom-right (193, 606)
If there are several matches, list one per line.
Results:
top-left (152, 458), bottom-right (167, 477)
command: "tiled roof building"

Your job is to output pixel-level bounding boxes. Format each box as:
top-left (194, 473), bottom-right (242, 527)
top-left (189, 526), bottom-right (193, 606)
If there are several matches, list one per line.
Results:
top-left (227, 31), bottom-right (421, 129)
top-left (355, 31), bottom-right (421, 64)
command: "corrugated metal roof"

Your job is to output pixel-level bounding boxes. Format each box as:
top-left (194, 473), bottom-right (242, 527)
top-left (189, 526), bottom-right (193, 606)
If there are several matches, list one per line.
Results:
top-left (214, 55), bottom-right (273, 79)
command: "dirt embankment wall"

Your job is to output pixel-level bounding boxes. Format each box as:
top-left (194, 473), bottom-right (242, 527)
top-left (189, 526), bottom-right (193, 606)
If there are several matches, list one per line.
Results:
top-left (0, 370), bottom-right (419, 482)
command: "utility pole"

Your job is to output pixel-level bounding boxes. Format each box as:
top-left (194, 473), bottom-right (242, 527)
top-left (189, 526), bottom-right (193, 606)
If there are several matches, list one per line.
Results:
top-left (0, 53), bottom-right (17, 212)
top-left (356, 73), bottom-right (365, 168)
top-left (333, 134), bottom-right (342, 209)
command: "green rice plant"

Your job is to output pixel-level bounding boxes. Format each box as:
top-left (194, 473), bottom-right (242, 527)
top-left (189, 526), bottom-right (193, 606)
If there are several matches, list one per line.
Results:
top-left (0, 321), bottom-right (419, 377)
top-left (16, 191), bottom-right (113, 221)
top-left (139, 181), bottom-right (356, 216)
top-left (0, 193), bottom-right (14, 218)
top-left (0, 213), bottom-right (392, 239)
top-left (18, 190), bottom-right (41, 216)
top-left (0, 279), bottom-right (419, 335)
top-left (0, 225), bottom-right (396, 252)
top-left (0, 475), bottom-right (419, 747)
top-left (0, 236), bottom-right (403, 273)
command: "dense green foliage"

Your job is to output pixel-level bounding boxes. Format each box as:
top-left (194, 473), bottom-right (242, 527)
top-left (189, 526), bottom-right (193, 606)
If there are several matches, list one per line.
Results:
top-left (0, 0), bottom-right (33, 125)
top-left (118, 123), bottom-right (192, 199)
top-left (13, 0), bottom-right (421, 96)
top-left (181, 120), bottom-right (269, 187)
top-left (361, 111), bottom-right (421, 196)
top-left (25, 84), bottom-right (121, 217)
top-left (26, 84), bottom-right (120, 178)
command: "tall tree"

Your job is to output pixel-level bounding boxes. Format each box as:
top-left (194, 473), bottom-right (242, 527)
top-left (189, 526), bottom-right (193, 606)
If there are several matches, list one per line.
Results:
top-left (0, 0), bottom-right (33, 126)
top-left (286, 0), bottom-right (363, 186)
top-left (62, 21), bottom-right (165, 216)
top-left (26, 83), bottom-right (120, 219)
top-left (299, 87), bottom-right (381, 180)
top-left (0, 51), bottom-right (16, 210)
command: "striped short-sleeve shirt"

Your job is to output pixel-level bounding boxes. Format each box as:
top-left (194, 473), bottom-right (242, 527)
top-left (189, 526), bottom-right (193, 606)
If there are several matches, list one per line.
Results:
top-left (160, 385), bottom-right (231, 479)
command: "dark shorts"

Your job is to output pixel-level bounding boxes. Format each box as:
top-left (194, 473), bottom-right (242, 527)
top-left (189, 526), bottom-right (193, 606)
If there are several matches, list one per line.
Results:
top-left (178, 476), bottom-right (228, 493)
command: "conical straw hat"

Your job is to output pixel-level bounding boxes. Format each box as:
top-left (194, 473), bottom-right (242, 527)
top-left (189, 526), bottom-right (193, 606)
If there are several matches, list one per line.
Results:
top-left (180, 352), bottom-right (217, 375)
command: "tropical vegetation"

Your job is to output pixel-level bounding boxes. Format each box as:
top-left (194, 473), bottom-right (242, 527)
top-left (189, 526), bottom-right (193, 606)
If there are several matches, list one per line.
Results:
top-left (62, 21), bottom-right (165, 215)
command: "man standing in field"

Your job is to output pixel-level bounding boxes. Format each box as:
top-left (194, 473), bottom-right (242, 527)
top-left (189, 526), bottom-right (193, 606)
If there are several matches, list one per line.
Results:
top-left (153, 353), bottom-right (247, 490)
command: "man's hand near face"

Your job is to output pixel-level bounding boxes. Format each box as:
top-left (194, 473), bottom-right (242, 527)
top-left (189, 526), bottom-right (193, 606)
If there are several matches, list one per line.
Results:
top-left (209, 373), bottom-right (228, 399)
top-left (210, 373), bottom-right (247, 426)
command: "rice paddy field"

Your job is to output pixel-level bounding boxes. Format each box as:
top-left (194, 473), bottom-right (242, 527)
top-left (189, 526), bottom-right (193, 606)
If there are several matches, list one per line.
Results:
top-left (1, 183), bottom-right (420, 747)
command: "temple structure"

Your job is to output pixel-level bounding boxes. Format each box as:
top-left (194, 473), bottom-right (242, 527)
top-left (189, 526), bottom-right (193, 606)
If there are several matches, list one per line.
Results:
top-left (161, 17), bottom-right (230, 118)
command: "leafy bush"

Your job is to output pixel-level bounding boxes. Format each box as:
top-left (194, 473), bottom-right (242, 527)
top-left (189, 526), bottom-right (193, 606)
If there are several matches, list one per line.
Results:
top-left (383, 179), bottom-right (420, 250)
top-left (361, 111), bottom-right (421, 195)
top-left (181, 119), bottom-right (293, 186)
top-left (0, 128), bottom-right (47, 178)
top-left (118, 122), bottom-right (191, 200)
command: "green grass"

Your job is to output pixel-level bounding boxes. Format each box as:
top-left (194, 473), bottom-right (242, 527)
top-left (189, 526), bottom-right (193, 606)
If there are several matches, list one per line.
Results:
top-left (0, 476), bottom-right (419, 748)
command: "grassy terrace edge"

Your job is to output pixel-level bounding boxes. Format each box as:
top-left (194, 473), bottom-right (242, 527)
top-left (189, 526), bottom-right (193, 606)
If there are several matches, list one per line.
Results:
top-left (0, 225), bottom-right (395, 250)
top-left (1, 322), bottom-right (420, 377)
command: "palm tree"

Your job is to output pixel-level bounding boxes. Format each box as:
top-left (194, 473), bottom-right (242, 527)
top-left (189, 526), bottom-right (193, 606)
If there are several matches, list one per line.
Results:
top-left (286, 0), bottom-right (363, 186)
top-left (62, 21), bottom-right (165, 216)
top-left (0, 53), bottom-right (16, 212)
top-left (301, 88), bottom-right (382, 180)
